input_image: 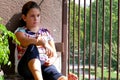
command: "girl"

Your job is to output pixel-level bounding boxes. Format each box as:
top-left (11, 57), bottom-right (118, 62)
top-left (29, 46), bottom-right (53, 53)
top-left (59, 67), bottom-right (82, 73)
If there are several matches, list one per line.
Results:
top-left (15, 1), bottom-right (67, 80)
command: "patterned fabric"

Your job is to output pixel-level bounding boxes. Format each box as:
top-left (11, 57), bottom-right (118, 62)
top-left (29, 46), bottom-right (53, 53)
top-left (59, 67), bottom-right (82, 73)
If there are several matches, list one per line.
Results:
top-left (15, 26), bottom-right (53, 61)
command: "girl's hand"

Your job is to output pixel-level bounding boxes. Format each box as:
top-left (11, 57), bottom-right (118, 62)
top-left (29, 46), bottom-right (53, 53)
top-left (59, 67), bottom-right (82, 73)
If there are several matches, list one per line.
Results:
top-left (44, 59), bottom-right (52, 66)
top-left (45, 43), bottom-right (55, 57)
top-left (37, 36), bottom-right (56, 57)
top-left (37, 36), bottom-right (47, 46)
top-left (44, 57), bottom-right (57, 66)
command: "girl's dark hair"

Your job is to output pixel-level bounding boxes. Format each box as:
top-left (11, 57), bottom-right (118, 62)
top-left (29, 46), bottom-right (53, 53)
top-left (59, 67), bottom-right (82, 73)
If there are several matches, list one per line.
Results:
top-left (22, 1), bottom-right (41, 16)
top-left (20, 1), bottom-right (41, 26)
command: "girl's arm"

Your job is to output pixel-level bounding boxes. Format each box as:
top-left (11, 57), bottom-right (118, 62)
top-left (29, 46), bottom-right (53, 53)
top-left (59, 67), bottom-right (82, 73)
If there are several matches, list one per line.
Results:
top-left (44, 40), bottom-right (58, 66)
top-left (45, 40), bottom-right (57, 58)
top-left (15, 32), bottom-right (45, 47)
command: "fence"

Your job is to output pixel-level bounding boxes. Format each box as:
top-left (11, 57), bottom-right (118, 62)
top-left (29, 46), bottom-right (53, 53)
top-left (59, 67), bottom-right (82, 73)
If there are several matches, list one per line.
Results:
top-left (66, 0), bottom-right (120, 80)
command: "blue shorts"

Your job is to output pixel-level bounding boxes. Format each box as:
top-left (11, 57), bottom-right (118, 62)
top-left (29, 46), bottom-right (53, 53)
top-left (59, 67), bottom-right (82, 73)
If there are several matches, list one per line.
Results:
top-left (18, 44), bottom-right (62, 80)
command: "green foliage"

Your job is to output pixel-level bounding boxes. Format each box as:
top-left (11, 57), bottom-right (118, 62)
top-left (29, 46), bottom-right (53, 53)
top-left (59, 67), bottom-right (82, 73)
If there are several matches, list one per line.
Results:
top-left (0, 75), bottom-right (4, 80)
top-left (86, 42), bottom-right (102, 66)
top-left (104, 42), bottom-right (118, 70)
top-left (69, 0), bottom-right (119, 72)
top-left (85, 42), bottom-right (118, 70)
top-left (0, 18), bottom-right (19, 66)
top-left (97, 67), bottom-right (117, 80)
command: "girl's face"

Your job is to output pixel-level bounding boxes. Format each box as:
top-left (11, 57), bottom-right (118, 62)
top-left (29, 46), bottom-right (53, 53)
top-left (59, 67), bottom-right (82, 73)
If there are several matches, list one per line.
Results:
top-left (22, 8), bottom-right (41, 28)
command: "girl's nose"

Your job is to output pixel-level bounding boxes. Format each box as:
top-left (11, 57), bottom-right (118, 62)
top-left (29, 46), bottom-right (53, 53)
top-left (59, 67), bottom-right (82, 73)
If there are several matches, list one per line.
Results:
top-left (34, 17), bottom-right (37, 21)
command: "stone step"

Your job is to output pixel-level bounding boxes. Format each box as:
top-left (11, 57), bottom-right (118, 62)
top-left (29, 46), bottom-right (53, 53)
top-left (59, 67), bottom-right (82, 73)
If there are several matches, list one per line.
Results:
top-left (4, 74), bottom-right (23, 80)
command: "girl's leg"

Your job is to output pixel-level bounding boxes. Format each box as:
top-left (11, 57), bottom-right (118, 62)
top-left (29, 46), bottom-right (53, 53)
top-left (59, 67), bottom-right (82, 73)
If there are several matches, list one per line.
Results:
top-left (18, 44), bottom-right (43, 80)
top-left (28, 58), bottom-right (43, 80)
top-left (42, 65), bottom-right (65, 80)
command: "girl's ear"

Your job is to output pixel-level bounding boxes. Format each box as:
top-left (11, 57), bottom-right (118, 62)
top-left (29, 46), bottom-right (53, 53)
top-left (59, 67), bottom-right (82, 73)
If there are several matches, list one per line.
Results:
top-left (22, 15), bottom-right (26, 22)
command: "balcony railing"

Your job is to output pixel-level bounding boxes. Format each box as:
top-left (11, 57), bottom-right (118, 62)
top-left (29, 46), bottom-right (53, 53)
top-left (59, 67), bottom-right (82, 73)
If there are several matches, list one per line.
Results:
top-left (65, 0), bottom-right (120, 80)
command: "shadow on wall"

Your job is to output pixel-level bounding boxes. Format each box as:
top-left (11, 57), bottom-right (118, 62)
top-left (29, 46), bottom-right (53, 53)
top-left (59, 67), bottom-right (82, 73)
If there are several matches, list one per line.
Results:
top-left (6, 13), bottom-right (22, 32)
top-left (2, 13), bottom-right (22, 75)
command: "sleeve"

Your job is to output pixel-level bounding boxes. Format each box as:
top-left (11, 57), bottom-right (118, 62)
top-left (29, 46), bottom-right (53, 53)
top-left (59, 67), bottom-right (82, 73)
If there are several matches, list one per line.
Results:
top-left (14, 27), bottom-right (26, 33)
top-left (46, 29), bottom-right (54, 41)
top-left (13, 27), bottom-right (26, 44)
top-left (39, 28), bottom-right (54, 41)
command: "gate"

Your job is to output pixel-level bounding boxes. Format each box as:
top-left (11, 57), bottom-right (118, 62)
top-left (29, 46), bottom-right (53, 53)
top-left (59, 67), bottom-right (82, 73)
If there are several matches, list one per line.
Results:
top-left (64, 0), bottom-right (120, 80)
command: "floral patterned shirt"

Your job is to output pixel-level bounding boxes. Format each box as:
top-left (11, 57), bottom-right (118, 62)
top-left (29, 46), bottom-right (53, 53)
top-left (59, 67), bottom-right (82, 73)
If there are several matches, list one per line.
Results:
top-left (15, 26), bottom-right (54, 61)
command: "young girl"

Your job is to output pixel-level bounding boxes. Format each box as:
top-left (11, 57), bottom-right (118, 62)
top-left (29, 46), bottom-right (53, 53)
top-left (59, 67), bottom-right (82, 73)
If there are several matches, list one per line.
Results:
top-left (15, 1), bottom-right (67, 80)
top-left (15, 1), bottom-right (78, 80)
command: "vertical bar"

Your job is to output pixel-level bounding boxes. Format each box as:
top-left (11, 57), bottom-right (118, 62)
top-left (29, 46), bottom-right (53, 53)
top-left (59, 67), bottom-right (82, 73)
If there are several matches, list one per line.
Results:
top-left (95, 0), bottom-right (98, 80)
top-left (83, 0), bottom-right (86, 79)
top-left (77, 0), bottom-right (81, 79)
top-left (62, 0), bottom-right (67, 75)
top-left (68, 0), bottom-right (71, 74)
top-left (72, 0), bottom-right (75, 73)
top-left (89, 0), bottom-right (92, 79)
top-left (102, 0), bottom-right (105, 79)
top-left (108, 0), bottom-right (112, 79)
top-left (117, 0), bottom-right (120, 80)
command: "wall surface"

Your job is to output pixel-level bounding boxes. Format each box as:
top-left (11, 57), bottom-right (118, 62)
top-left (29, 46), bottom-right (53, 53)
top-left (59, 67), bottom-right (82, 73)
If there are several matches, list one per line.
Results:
top-left (0, 0), bottom-right (62, 74)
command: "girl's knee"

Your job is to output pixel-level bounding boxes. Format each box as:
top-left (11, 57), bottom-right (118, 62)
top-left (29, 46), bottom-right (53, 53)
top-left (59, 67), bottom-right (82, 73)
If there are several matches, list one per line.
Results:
top-left (28, 59), bottom-right (41, 70)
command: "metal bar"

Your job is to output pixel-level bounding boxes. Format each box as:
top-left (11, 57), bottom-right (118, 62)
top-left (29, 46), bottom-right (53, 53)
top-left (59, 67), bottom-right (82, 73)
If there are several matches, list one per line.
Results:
top-left (95, 0), bottom-right (98, 80)
top-left (89, 0), bottom-right (92, 79)
top-left (72, 0), bottom-right (75, 73)
top-left (62, 0), bottom-right (68, 75)
top-left (77, 0), bottom-right (81, 79)
top-left (108, 0), bottom-right (112, 79)
top-left (83, 0), bottom-right (86, 79)
top-left (102, 0), bottom-right (105, 79)
top-left (117, 0), bottom-right (120, 80)
top-left (68, 0), bottom-right (71, 74)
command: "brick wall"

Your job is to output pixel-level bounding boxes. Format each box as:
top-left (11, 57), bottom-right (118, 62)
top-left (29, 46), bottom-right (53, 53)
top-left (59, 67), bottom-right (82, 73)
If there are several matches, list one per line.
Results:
top-left (0, 0), bottom-right (62, 74)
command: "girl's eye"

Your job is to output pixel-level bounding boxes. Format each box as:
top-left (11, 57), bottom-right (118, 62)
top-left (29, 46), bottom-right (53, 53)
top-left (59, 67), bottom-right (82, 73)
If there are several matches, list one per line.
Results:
top-left (31, 15), bottom-right (34, 17)
top-left (37, 14), bottom-right (40, 17)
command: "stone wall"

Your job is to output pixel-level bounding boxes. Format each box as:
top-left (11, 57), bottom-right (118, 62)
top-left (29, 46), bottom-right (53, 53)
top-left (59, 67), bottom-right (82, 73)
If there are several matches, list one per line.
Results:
top-left (0, 0), bottom-right (62, 74)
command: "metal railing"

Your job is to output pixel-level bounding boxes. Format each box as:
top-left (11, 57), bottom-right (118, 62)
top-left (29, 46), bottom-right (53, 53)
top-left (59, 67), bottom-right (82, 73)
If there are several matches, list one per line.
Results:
top-left (66, 0), bottom-right (120, 80)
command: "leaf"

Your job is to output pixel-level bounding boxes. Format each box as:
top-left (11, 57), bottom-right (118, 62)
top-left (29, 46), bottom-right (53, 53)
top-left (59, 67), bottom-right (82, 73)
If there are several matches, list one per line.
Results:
top-left (0, 18), bottom-right (20, 65)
